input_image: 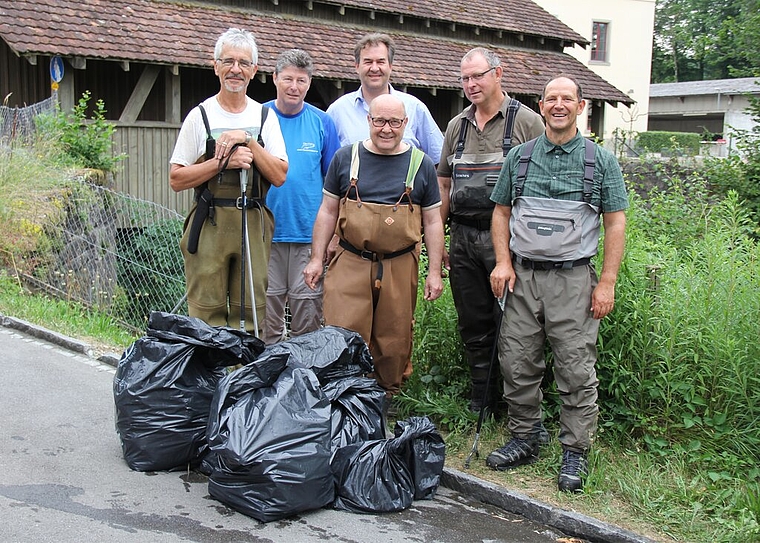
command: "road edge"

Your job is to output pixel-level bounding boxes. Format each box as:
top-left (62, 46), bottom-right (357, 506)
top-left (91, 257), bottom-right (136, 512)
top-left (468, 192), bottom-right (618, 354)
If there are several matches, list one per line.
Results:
top-left (1, 314), bottom-right (657, 543)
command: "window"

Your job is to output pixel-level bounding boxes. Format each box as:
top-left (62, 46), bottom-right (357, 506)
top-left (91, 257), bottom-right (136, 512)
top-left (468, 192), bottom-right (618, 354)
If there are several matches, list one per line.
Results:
top-left (591, 21), bottom-right (609, 62)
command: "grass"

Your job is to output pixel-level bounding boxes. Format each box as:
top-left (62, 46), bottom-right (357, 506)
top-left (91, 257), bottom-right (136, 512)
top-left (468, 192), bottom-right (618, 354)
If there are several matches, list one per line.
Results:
top-left (0, 270), bottom-right (138, 353)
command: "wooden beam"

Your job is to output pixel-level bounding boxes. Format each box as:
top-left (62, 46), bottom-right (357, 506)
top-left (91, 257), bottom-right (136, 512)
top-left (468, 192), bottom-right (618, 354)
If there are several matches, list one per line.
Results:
top-left (71, 57), bottom-right (86, 69)
top-left (449, 22), bottom-right (456, 32)
top-left (475, 27), bottom-right (480, 36)
top-left (369, 10), bottom-right (375, 19)
top-left (165, 67), bottom-right (181, 124)
top-left (338, 5), bottom-right (344, 15)
top-left (306, 0), bottom-right (312, 9)
top-left (119, 64), bottom-right (160, 123)
top-left (120, 60), bottom-right (130, 72)
top-left (428, 88), bottom-right (437, 97)
top-left (24, 54), bottom-right (37, 66)
top-left (398, 14), bottom-right (404, 24)
top-left (169, 64), bottom-right (179, 76)
top-left (332, 80), bottom-right (343, 90)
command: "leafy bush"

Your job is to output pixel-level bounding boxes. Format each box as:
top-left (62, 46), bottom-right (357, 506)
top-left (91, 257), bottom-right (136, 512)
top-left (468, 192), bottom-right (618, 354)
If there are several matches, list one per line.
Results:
top-left (35, 91), bottom-right (126, 172)
top-left (702, 95), bottom-right (760, 233)
top-left (637, 131), bottom-right (701, 155)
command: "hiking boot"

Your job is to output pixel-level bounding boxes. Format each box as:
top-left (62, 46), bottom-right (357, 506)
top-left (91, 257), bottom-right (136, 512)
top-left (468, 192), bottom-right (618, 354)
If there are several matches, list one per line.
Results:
top-left (485, 436), bottom-right (539, 471)
top-left (558, 449), bottom-right (588, 492)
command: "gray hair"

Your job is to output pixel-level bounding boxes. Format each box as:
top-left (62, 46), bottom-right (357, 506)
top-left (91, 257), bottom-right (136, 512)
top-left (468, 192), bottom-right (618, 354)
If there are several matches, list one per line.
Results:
top-left (354, 33), bottom-right (395, 64)
top-left (214, 28), bottom-right (258, 65)
top-left (542, 74), bottom-right (584, 102)
top-left (462, 47), bottom-right (501, 69)
top-left (275, 49), bottom-right (314, 78)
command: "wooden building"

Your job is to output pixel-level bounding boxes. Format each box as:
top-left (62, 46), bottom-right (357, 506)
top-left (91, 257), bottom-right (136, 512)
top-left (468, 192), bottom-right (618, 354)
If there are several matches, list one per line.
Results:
top-left (0, 0), bottom-right (632, 214)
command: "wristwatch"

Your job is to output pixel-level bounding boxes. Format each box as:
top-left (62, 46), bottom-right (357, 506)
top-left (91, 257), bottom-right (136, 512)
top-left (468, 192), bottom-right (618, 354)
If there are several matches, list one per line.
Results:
top-left (244, 131), bottom-right (252, 146)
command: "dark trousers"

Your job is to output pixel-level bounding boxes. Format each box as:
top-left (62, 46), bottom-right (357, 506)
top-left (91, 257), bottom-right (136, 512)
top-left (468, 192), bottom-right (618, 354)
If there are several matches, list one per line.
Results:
top-left (448, 222), bottom-right (501, 407)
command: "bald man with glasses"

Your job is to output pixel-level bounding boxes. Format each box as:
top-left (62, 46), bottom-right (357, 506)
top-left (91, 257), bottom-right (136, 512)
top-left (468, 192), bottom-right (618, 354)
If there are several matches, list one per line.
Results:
top-left (304, 94), bottom-right (444, 407)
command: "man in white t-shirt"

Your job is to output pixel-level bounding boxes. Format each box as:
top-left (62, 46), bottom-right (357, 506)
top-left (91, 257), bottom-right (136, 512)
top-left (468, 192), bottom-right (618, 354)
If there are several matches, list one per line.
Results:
top-left (169, 27), bottom-right (288, 335)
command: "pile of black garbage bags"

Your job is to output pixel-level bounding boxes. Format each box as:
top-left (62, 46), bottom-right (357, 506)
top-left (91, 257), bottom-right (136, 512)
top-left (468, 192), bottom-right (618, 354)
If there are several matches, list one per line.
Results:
top-left (113, 312), bottom-right (446, 522)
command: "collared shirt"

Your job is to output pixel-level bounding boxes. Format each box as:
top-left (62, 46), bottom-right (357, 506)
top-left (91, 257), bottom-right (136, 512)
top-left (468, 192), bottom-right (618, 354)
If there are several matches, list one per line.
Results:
top-left (490, 131), bottom-right (628, 213)
top-left (437, 93), bottom-right (545, 179)
top-left (326, 84), bottom-right (443, 164)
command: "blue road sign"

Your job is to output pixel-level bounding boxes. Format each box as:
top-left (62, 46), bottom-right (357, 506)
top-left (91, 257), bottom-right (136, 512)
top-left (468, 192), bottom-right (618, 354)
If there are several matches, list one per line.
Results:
top-left (50, 56), bottom-right (64, 83)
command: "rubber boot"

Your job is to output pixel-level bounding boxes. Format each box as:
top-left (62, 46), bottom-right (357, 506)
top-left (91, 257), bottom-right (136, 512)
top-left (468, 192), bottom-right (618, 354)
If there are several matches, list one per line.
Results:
top-left (468, 348), bottom-right (498, 414)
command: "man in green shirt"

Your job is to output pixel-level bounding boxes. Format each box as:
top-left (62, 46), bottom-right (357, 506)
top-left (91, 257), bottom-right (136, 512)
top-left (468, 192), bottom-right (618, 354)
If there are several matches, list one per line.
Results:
top-left (487, 75), bottom-right (628, 492)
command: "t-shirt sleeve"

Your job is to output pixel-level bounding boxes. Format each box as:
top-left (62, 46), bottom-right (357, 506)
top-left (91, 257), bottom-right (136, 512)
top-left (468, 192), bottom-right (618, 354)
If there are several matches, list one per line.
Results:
top-left (262, 109), bottom-right (288, 162)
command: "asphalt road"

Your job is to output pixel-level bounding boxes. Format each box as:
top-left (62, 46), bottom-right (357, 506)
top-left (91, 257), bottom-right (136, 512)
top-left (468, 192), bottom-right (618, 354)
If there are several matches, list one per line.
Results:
top-left (0, 326), bottom-right (576, 543)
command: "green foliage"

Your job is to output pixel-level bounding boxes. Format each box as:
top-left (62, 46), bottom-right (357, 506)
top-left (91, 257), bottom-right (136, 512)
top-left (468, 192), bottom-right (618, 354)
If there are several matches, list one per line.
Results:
top-left (636, 131), bottom-right (701, 155)
top-left (701, 94), bottom-right (760, 233)
top-left (597, 180), bottom-right (760, 541)
top-left (35, 91), bottom-right (126, 172)
top-left (114, 218), bottom-right (185, 329)
top-left (652, 0), bottom-right (760, 83)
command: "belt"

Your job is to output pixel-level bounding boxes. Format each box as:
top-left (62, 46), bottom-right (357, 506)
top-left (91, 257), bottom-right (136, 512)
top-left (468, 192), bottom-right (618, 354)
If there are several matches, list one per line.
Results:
top-left (513, 254), bottom-right (591, 270)
top-left (339, 238), bottom-right (416, 289)
top-left (450, 215), bottom-right (491, 231)
top-left (212, 197), bottom-right (264, 209)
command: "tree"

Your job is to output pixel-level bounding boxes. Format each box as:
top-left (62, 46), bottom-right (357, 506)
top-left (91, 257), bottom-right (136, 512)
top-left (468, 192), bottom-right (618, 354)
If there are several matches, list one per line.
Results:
top-left (652, 0), bottom-right (760, 83)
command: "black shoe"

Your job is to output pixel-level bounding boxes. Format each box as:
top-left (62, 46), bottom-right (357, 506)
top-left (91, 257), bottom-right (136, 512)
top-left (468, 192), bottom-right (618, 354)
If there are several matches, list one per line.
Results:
top-left (486, 437), bottom-right (539, 471)
top-left (558, 449), bottom-right (588, 492)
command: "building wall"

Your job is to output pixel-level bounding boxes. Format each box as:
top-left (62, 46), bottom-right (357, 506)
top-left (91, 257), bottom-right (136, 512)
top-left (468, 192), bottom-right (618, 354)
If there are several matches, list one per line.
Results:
top-left (531, 0), bottom-right (655, 143)
top-left (648, 93), bottom-right (756, 151)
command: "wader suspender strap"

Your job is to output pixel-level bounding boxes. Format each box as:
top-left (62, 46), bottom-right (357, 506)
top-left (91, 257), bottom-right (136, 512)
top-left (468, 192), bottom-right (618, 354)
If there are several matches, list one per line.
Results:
top-left (454, 98), bottom-right (521, 160)
top-left (341, 143), bottom-right (426, 288)
top-left (186, 105), bottom-right (269, 254)
top-left (515, 137), bottom-right (596, 204)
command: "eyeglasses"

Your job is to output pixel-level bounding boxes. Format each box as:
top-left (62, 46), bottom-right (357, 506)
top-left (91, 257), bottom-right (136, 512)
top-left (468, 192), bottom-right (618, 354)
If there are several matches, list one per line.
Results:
top-left (370, 117), bottom-right (405, 129)
top-left (217, 58), bottom-right (253, 69)
top-left (457, 67), bottom-right (496, 84)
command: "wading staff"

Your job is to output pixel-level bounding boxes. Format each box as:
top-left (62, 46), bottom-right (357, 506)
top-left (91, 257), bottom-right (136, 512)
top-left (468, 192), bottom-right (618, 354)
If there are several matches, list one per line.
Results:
top-left (239, 169), bottom-right (249, 332)
top-left (239, 168), bottom-right (259, 336)
top-left (464, 290), bottom-right (508, 469)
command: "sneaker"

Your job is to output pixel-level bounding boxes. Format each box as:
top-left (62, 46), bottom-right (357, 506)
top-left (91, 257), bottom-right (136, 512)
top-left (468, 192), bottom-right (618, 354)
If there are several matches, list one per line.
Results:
top-left (486, 437), bottom-right (539, 471)
top-left (558, 449), bottom-right (588, 492)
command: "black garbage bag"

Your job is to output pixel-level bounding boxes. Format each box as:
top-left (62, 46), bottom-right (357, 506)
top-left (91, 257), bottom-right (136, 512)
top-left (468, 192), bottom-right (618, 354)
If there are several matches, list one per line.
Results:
top-left (113, 312), bottom-right (265, 472)
top-left (321, 377), bottom-right (386, 450)
top-left (330, 415), bottom-right (446, 513)
top-left (264, 325), bottom-right (374, 384)
top-left (393, 416), bottom-right (446, 500)
top-left (330, 435), bottom-right (414, 513)
top-left (207, 362), bottom-right (334, 523)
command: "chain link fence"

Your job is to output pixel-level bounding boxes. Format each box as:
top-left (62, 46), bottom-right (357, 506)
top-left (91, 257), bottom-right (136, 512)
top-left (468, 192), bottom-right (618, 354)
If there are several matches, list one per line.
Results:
top-left (6, 173), bottom-right (187, 332)
top-left (1, 97), bottom-right (188, 331)
top-left (1, 96), bottom-right (57, 146)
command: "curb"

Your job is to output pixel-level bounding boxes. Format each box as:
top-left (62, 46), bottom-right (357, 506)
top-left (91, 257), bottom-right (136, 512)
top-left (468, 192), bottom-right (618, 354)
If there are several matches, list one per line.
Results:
top-left (442, 467), bottom-right (658, 543)
top-left (1, 315), bottom-right (657, 543)
top-left (0, 314), bottom-right (122, 367)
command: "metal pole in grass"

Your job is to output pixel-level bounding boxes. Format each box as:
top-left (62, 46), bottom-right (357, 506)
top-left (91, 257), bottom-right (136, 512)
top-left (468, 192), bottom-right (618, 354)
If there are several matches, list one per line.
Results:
top-left (464, 290), bottom-right (507, 469)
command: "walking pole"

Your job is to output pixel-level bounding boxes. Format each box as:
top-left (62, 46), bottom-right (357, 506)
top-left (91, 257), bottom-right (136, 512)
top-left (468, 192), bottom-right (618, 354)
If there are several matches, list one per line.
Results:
top-left (464, 290), bottom-right (508, 469)
top-left (239, 169), bottom-right (259, 336)
top-left (239, 169), bottom-right (248, 332)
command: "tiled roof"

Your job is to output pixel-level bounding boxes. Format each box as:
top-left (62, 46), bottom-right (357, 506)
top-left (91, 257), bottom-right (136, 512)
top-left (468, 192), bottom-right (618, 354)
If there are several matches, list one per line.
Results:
top-left (320, 0), bottom-right (588, 44)
top-left (650, 77), bottom-right (760, 98)
top-left (0, 0), bottom-right (630, 104)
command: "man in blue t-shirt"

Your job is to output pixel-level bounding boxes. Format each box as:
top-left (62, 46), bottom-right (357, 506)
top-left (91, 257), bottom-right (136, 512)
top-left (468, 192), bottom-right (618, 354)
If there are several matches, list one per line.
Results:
top-left (263, 49), bottom-right (341, 344)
